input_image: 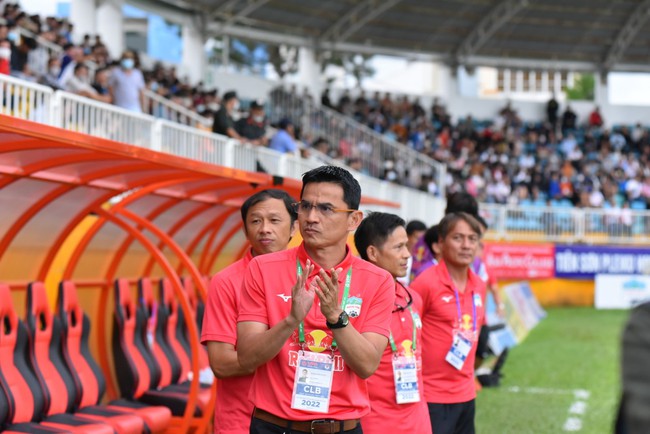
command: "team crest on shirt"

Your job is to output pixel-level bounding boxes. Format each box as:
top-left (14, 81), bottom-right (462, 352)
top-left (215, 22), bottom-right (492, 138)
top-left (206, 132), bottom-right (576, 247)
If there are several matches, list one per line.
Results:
top-left (345, 296), bottom-right (363, 318)
top-left (473, 293), bottom-right (483, 308)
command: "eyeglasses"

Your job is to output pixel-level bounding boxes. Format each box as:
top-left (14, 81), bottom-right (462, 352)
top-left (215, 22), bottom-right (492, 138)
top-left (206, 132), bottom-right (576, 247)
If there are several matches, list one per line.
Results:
top-left (393, 283), bottom-right (413, 313)
top-left (292, 201), bottom-right (356, 217)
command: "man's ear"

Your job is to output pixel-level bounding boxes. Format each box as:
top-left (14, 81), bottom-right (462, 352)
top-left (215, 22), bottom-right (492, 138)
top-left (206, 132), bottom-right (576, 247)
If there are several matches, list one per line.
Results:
top-left (289, 220), bottom-right (298, 240)
top-left (347, 210), bottom-right (364, 232)
top-left (366, 245), bottom-right (379, 263)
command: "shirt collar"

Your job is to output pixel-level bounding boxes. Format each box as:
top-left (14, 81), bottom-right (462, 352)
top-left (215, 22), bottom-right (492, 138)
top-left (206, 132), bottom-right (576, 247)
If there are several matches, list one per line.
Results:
top-left (436, 259), bottom-right (478, 292)
top-left (296, 242), bottom-right (353, 279)
top-left (242, 248), bottom-right (254, 266)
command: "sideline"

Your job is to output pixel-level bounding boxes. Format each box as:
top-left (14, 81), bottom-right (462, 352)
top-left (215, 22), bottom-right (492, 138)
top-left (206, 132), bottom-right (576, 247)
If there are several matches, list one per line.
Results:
top-left (504, 386), bottom-right (590, 432)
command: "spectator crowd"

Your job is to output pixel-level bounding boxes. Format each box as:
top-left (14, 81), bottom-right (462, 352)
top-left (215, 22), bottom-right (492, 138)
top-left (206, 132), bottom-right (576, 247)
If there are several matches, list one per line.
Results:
top-left (3, 0), bottom-right (650, 216)
top-left (0, 1), bottom-right (223, 119)
top-left (313, 87), bottom-right (650, 212)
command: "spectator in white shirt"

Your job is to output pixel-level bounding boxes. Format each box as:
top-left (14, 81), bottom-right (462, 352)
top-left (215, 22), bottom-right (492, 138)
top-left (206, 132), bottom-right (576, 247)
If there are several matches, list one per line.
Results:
top-left (109, 51), bottom-right (145, 113)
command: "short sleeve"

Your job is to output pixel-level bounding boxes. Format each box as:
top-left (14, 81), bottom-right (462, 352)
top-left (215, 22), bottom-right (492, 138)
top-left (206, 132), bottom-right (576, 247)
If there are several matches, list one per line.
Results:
top-left (137, 70), bottom-right (145, 89)
top-left (358, 271), bottom-right (394, 338)
top-left (238, 258), bottom-right (269, 325)
top-left (200, 272), bottom-right (238, 345)
top-left (410, 271), bottom-right (430, 310)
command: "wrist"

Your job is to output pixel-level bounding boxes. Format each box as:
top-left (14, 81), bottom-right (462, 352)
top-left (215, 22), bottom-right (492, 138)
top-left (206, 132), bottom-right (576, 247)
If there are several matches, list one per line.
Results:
top-left (285, 314), bottom-right (300, 329)
top-left (325, 309), bottom-right (344, 324)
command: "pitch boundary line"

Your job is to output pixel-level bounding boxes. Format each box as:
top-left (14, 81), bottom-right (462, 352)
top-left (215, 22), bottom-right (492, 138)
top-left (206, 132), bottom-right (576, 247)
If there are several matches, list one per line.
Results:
top-left (504, 386), bottom-right (590, 431)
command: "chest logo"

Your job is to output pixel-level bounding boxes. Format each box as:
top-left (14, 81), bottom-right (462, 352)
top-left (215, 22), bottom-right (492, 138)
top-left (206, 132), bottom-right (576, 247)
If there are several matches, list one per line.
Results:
top-left (345, 296), bottom-right (363, 318)
top-left (461, 314), bottom-right (473, 331)
top-left (277, 293), bottom-right (291, 302)
top-left (441, 295), bottom-right (453, 303)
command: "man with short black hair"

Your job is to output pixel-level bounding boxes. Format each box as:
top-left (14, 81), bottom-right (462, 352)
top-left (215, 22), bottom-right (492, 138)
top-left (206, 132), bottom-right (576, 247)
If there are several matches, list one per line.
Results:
top-left (235, 99), bottom-right (267, 146)
top-left (399, 219), bottom-right (427, 285)
top-left (411, 212), bottom-right (487, 434)
top-left (354, 212), bottom-right (432, 434)
top-left (213, 90), bottom-right (243, 140)
top-left (406, 220), bottom-right (427, 252)
top-left (269, 118), bottom-right (297, 154)
top-left (201, 189), bottom-right (298, 434)
top-left (238, 165), bottom-right (394, 434)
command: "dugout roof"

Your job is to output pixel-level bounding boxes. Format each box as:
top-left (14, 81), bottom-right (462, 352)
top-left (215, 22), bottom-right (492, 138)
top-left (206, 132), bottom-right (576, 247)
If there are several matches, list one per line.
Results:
top-left (0, 115), bottom-right (396, 292)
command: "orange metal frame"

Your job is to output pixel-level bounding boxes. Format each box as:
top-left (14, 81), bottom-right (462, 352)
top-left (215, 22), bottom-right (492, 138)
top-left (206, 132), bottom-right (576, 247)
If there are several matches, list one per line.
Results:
top-left (89, 207), bottom-right (202, 434)
top-left (0, 114), bottom-right (401, 434)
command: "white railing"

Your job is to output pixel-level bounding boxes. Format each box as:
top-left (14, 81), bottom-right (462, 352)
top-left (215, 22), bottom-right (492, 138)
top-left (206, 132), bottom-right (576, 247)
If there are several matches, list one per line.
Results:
top-left (480, 203), bottom-right (650, 245)
top-left (156, 121), bottom-right (233, 166)
top-left (57, 92), bottom-right (154, 147)
top-left (4, 71), bottom-right (650, 243)
top-left (268, 87), bottom-right (447, 197)
top-left (0, 73), bottom-right (53, 124)
top-left (142, 89), bottom-right (212, 128)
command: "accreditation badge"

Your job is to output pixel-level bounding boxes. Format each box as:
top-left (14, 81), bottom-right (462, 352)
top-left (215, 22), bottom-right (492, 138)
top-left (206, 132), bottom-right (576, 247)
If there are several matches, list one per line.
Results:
top-left (392, 355), bottom-right (420, 404)
top-left (445, 332), bottom-right (473, 371)
top-left (291, 351), bottom-right (334, 413)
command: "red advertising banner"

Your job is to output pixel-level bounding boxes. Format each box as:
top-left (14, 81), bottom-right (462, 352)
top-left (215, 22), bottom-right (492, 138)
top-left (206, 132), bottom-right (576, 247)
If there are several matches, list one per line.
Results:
top-left (483, 242), bottom-right (555, 279)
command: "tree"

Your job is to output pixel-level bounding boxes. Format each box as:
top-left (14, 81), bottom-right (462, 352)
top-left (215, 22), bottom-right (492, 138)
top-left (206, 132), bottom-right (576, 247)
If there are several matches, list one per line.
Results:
top-left (566, 73), bottom-right (595, 101)
top-left (269, 44), bottom-right (299, 78)
top-left (320, 51), bottom-right (376, 88)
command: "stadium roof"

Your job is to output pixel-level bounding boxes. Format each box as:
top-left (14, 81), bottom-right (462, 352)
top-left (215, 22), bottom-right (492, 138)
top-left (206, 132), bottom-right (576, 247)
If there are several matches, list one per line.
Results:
top-left (142, 0), bottom-right (650, 73)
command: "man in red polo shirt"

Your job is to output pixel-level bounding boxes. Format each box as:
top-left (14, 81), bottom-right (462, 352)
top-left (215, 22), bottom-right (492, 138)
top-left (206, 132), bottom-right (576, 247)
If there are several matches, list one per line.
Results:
top-left (201, 189), bottom-right (297, 434)
top-left (410, 212), bottom-right (486, 434)
top-left (354, 212), bottom-right (432, 434)
top-left (237, 165), bottom-right (394, 434)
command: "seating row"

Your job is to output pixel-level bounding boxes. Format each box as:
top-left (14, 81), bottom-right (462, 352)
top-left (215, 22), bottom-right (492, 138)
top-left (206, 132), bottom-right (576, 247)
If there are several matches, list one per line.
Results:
top-left (0, 277), bottom-right (212, 434)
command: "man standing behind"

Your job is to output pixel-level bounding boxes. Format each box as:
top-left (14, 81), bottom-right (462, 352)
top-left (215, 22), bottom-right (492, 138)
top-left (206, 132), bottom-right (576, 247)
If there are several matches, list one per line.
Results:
top-left (354, 213), bottom-right (432, 434)
top-left (410, 213), bottom-right (486, 434)
top-left (109, 51), bottom-right (145, 113)
top-left (212, 90), bottom-right (243, 141)
top-left (235, 100), bottom-right (268, 146)
top-left (398, 219), bottom-right (426, 286)
top-left (238, 166), bottom-right (394, 434)
top-left (269, 118), bottom-right (298, 154)
top-left (201, 189), bottom-right (298, 434)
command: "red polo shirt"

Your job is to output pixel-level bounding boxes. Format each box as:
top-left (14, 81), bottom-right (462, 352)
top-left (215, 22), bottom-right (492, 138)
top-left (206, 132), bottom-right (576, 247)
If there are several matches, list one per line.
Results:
top-left (201, 249), bottom-right (254, 434)
top-left (362, 283), bottom-right (432, 434)
top-left (410, 260), bottom-right (486, 404)
top-left (238, 243), bottom-right (394, 421)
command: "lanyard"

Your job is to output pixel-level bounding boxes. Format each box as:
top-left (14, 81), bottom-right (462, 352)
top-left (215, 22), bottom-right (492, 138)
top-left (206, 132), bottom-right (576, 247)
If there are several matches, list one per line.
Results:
top-left (447, 265), bottom-right (477, 332)
top-left (296, 259), bottom-right (352, 349)
top-left (388, 306), bottom-right (417, 353)
top-left (453, 287), bottom-right (477, 332)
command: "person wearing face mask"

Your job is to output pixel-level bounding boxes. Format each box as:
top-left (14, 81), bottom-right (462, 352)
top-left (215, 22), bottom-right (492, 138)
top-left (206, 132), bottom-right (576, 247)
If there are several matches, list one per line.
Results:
top-left (235, 100), bottom-right (268, 146)
top-left (212, 90), bottom-right (244, 141)
top-left (109, 51), bottom-right (145, 113)
top-left (0, 39), bottom-right (11, 75)
top-left (39, 56), bottom-right (61, 89)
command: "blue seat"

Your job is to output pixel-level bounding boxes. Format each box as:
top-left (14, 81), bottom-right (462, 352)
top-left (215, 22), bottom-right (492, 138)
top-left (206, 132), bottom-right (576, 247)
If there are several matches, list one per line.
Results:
top-left (631, 200), bottom-right (646, 211)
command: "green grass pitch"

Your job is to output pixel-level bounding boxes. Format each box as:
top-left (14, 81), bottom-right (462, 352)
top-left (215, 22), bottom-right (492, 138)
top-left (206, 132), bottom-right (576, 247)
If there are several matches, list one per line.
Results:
top-left (476, 307), bottom-right (629, 434)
